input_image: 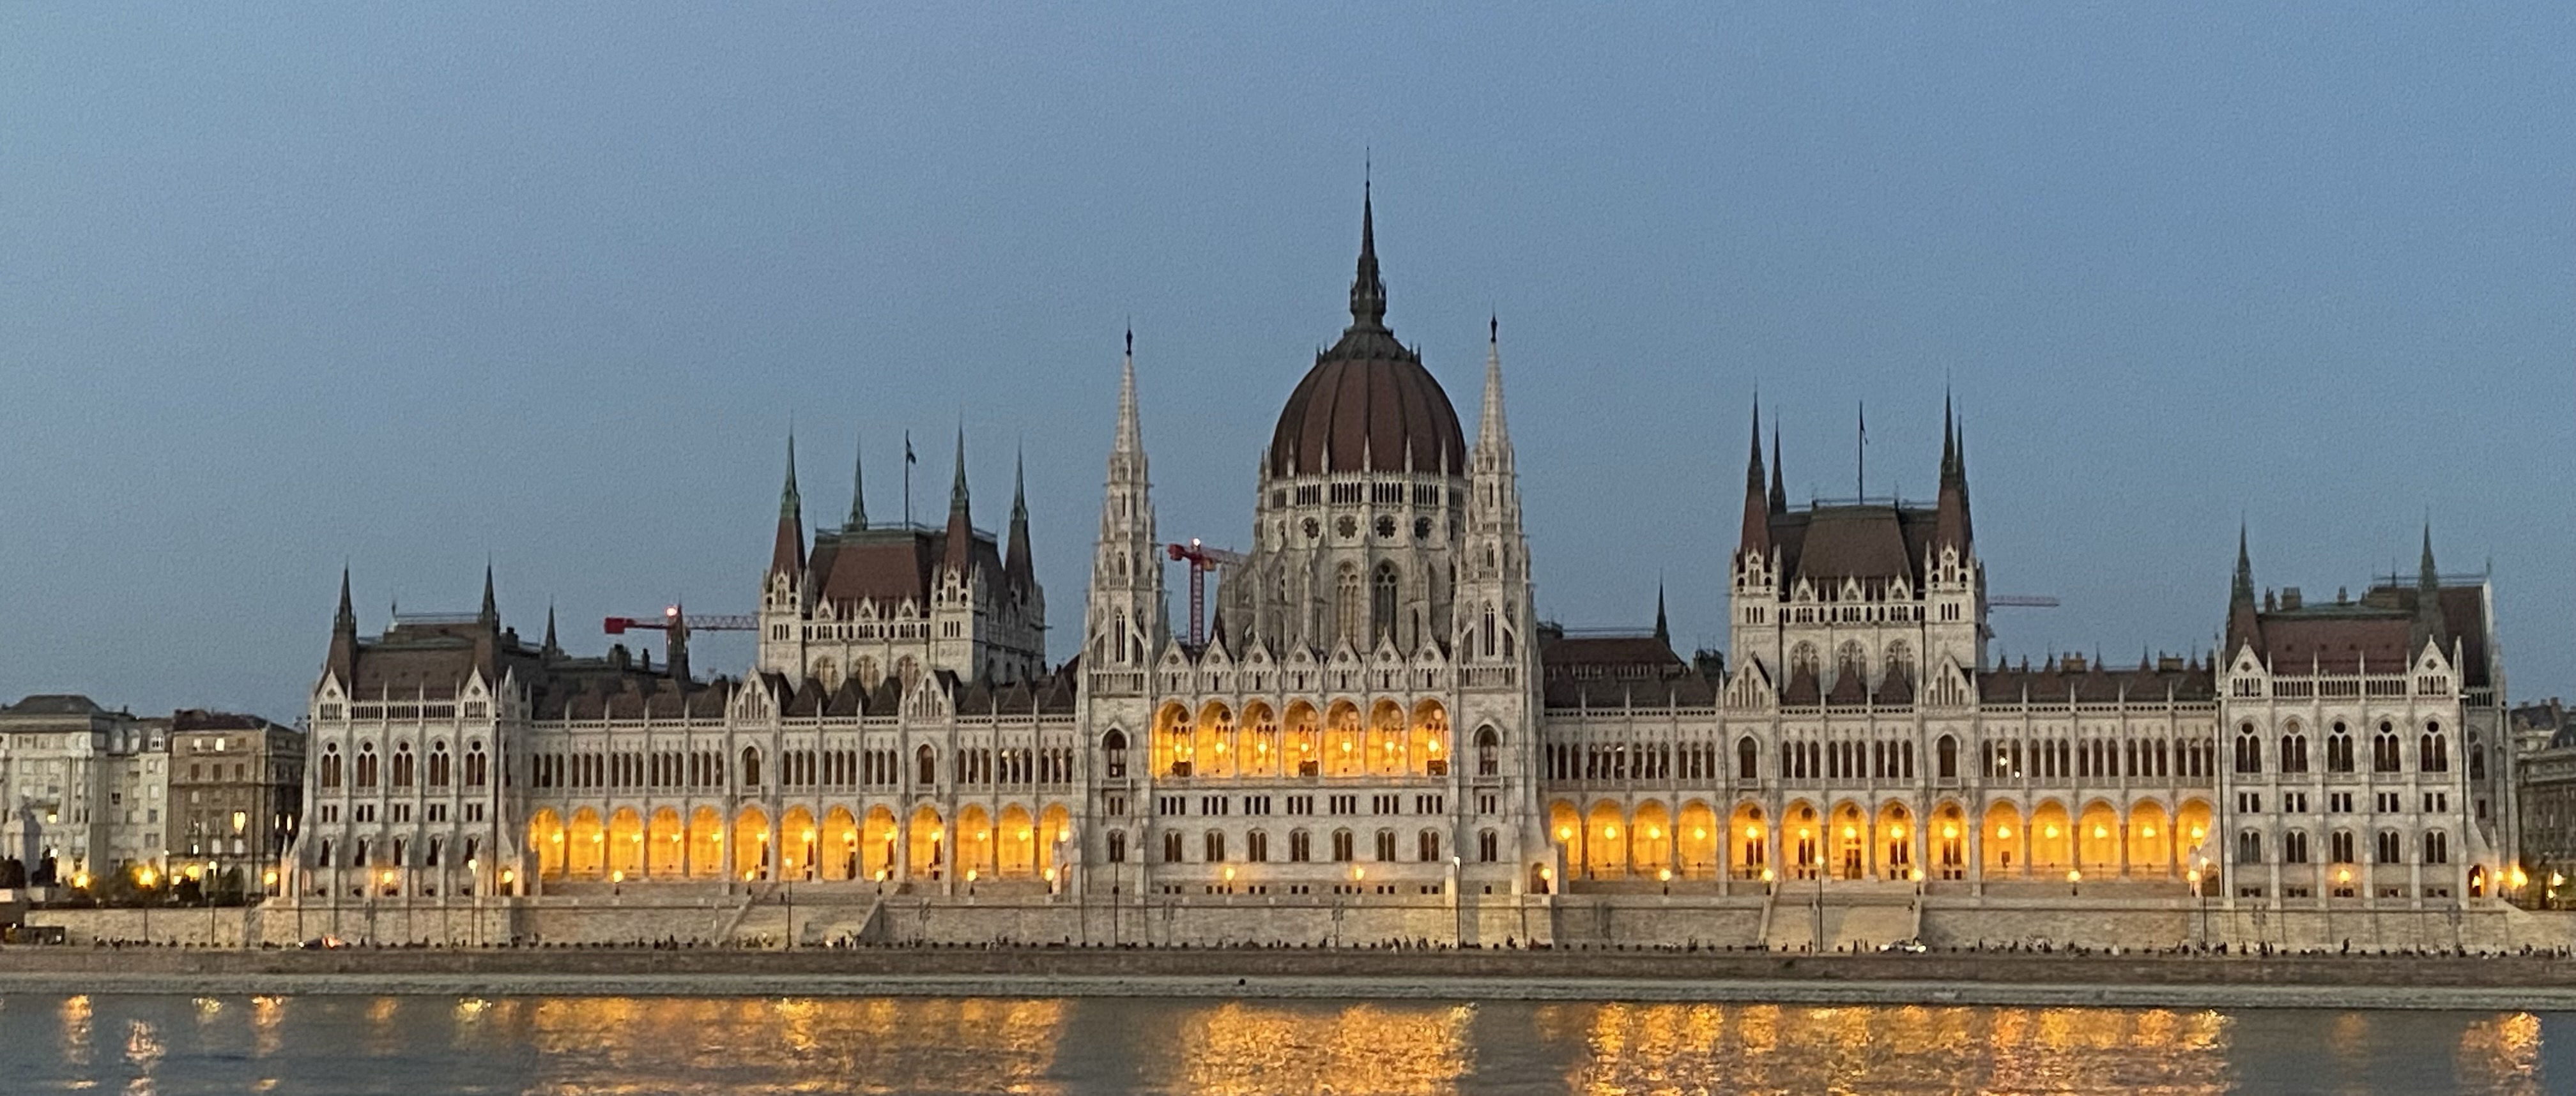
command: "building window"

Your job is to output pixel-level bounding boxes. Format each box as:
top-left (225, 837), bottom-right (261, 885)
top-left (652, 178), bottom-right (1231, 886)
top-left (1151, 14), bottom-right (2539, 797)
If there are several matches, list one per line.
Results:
top-left (1246, 830), bottom-right (1269, 862)
top-left (355, 743), bottom-right (378, 789)
top-left (1375, 829), bottom-right (1398, 862)
top-left (2329, 830), bottom-right (2356, 864)
top-left (1331, 829), bottom-right (1354, 862)
top-left (2279, 726), bottom-right (2308, 774)
top-left (2376, 830), bottom-right (2402, 864)
top-left (1204, 830), bottom-right (1227, 863)
top-left (1107, 831), bottom-right (1126, 863)
top-left (2373, 723), bottom-right (2402, 772)
top-left (2234, 725), bottom-right (2261, 775)
top-left (2283, 830), bottom-right (2310, 864)
top-left (1290, 830), bottom-right (1312, 862)
top-left (1478, 728), bottom-right (1501, 777)
top-left (1335, 564), bottom-right (1363, 647)
top-left (2425, 830), bottom-right (2448, 864)
top-left (2327, 724), bottom-right (2355, 773)
top-left (2419, 724), bottom-right (2448, 772)
top-left (1162, 831), bottom-right (1185, 864)
top-left (2237, 830), bottom-right (2263, 865)
top-left (1418, 829), bottom-right (1441, 862)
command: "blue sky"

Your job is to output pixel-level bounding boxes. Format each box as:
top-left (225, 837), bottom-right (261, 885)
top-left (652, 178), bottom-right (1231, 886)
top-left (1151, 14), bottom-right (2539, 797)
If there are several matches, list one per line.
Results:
top-left (2, 5), bottom-right (2568, 720)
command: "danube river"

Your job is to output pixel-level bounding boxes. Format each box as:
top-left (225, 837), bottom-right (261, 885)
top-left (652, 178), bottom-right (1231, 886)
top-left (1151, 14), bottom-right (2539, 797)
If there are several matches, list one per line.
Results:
top-left (0, 994), bottom-right (2566, 1094)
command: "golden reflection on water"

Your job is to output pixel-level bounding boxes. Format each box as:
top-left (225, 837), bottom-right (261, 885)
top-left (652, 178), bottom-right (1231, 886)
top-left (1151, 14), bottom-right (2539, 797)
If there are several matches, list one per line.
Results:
top-left (1545, 1001), bottom-right (2232, 1095)
top-left (521, 994), bottom-right (1068, 1096)
top-left (1162, 1000), bottom-right (1471, 1096)
top-left (2455, 1011), bottom-right (2545, 1095)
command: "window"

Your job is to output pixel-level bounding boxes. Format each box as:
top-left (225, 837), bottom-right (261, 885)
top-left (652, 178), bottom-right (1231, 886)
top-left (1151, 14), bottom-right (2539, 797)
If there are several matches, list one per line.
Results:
top-left (912, 745), bottom-right (933, 787)
top-left (2233, 724), bottom-right (2261, 775)
top-left (1335, 563), bottom-right (1363, 646)
top-left (1418, 829), bottom-right (1441, 862)
top-left (2425, 830), bottom-right (2449, 864)
top-left (1740, 736), bottom-right (1762, 781)
top-left (427, 743), bottom-right (451, 788)
top-left (356, 743), bottom-right (379, 789)
top-left (1478, 829), bottom-right (1498, 862)
top-left (1107, 831), bottom-right (1127, 863)
top-left (319, 745), bottom-right (342, 789)
top-left (2279, 727), bottom-right (2308, 774)
top-left (1103, 729), bottom-right (1128, 779)
top-left (2329, 830), bottom-right (2356, 864)
top-left (2283, 830), bottom-right (2310, 864)
top-left (2237, 830), bottom-right (2263, 864)
top-left (1163, 832), bottom-right (1184, 863)
top-left (2327, 724), bottom-right (2354, 773)
top-left (2419, 724), bottom-right (2448, 772)
top-left (1375, 829), bottom-right (1398, 862)
top-left (1331, 829), bottom-right (1354, 862)
top-left (1371, 563), bottom-right (1400, 643)
top-left (1247, 830), bottom-right (1269, 862)
top-left (1477, 728), bottom-right (1500, 777)
top-left (1290, 830), bottom-right (1312, 862)
top-left (2373, 723), bottom-right (2402, 773)
top-left (1204, 830), bottom-right (1227, 863)
top-left (2375, 830), bottom-right (2402, 864)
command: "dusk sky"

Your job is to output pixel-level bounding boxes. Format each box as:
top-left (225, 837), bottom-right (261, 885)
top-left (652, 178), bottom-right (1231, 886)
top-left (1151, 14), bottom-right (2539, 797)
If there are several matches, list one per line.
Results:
top-left (3, 5), bottom-right (2568, 721)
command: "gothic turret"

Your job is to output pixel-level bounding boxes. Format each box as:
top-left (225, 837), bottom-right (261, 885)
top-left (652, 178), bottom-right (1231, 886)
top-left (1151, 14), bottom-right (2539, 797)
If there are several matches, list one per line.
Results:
top-left (1738, 399), bottom-right (1770, 564)
top-left (845, 434), bottom-right (868, 531)
top-left (1005, 448), bottom-right (1036, 593)
top-left (943, 427), bottom-right (974, 577)
top-left (2413, 523), bottom-right (2448, 657)
top-left (326, 567), bottom-right (358, 682)
top-left (1934, 394), bottom-right (1973, 556)
top-left (2226, 524), bottom-right (2261, 656)
top-left (770, 435), bottom-right (806, 579)
top-left (1086, 330), bottom-right (1165, 686)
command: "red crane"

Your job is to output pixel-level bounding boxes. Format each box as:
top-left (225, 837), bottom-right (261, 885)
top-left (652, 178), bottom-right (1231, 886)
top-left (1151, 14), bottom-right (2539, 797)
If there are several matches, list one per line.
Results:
top-left (602, 606), bottom-right (758, 636)
top-left (1165, 539), bottom-right (1246, 648)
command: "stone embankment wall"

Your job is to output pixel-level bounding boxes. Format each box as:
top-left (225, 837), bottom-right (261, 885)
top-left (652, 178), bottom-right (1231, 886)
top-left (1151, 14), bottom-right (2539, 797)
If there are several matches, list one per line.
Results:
top-left (17, 894), bottom-right (2565, 953)
top-left (8, 945), bottom-right (2576, 994)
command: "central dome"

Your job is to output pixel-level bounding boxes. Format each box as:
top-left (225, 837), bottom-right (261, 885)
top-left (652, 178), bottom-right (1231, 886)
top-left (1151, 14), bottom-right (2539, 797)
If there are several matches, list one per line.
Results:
top-left (1266, 193), bottom-right (1467, 479)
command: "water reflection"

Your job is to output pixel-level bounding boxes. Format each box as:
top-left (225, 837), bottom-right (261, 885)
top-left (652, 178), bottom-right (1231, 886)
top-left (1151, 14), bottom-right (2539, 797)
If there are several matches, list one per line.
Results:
top-left (0, 993), bottom-right (2557, 1095)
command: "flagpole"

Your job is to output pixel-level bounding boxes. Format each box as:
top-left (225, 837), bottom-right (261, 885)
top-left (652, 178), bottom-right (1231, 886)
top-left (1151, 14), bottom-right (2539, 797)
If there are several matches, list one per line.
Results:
top-left (1857, 401), bottom-right (1866, 502)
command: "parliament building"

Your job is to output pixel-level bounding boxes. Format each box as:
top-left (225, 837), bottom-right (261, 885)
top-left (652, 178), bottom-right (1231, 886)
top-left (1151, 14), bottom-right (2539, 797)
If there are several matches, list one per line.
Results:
top-left (286, 195), bottom-right (2522, 950)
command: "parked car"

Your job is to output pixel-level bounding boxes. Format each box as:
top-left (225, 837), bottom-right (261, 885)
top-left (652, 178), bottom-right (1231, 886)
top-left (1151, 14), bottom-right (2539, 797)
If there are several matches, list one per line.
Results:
top-left (1878, 937), bottom-right (1928, 954)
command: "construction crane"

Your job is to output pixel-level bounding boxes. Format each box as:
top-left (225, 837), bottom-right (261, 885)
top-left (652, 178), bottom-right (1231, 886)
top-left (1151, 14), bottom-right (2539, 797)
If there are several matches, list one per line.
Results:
top-left (602, 606), bottom-right (758, 637)
top-left (1166, 538), bottom-right (1246, 648)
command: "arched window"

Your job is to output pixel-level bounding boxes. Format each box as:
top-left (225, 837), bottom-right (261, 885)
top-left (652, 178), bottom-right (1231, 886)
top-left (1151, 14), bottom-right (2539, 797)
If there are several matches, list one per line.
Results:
top-left (2373, 722), bottom-right (2402, 772)
top-left (1246, 830), bottom-right (1269, 862)
top-left (1290, 829), bottom-right (1312, 862)
top-left (1106, 831), bottom-right (1127, 863)
top-left (1102, 729), bottom-right (1128, 779)
top-left (2424, 830), bottom-right (2449, 864)
top-left (427, 742), bottom-right (451, 787)
top-left (356, 742), bottom-right (379, 789)
top-left (464, 742), bottom-right (488, 787)
top-left (2282, 830), bottom-right (2309, 864)
top-left (1372, 563), bottom-right (1400, 644)
top-left (2279, 724), bottom-right (2308, 774)
top-left (1334, 563), bottom-right (1363, 646)
top-left (1204, 830), bottom-right (1227, 863)
top-left (2237, 830), bottom-right (2263, 864)
top-left (741, 746), bottom-right (763, 788)
top-left (1417, 829), bottom-right (1441, 862)
top-left (1375, 829), bottom-right (1399, 862)
top-left (2419, 722), bottom-right (2448, 772)
top-left (1835, 641), bottom-right (1867, 687)
top-left (1936, 734), bottom-right (1958, 780)
top-left (912, 745), bottom-right (935, 787)
top-left (1478, 829), bottom-right (1499, 862)
top-left (2375, 830), bottom-right (2402, 864)
top-left (1481, 605), bottom-right (1497, 657)
top-left (1790, 643), bottom-right (1820, 678)
top-left (319, 745), bottom-right (343, 789)
top-left (2471, 739), bottom-right (2487, 782)
top-left (2233, 724), bottom-right (2262, 774)
top-left (390, 742), bottom-right (415, 788)
top-left (1883, 640), bottom-right (1914, 682)
top-left (1330, 829), bottom-right (1354, 862)
top-left (1476, 727), bottom-right (1500, 777)
top-left (896, 655), bottom-right (920, 690)
top-left (2327, 722), bottom-right (2355, 773)
top-left (2328, 830), bottom-right (2356, 864)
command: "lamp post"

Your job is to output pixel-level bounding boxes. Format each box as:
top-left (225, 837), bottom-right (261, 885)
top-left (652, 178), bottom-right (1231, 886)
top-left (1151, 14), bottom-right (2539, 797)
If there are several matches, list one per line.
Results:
top-left (137, 866), bottom-right (158, 943)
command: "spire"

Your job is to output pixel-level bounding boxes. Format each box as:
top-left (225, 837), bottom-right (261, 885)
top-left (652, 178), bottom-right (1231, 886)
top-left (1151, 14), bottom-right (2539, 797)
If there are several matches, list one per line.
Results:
top-left (478, 562), bottom-right (499, 628)
top-left (944, 425), bottom-right (974, 576)
top-left (334, 566), bottom-right (356, 634)
top-left (1115, 328), bottom-right (1143, 461)
top-left (846, 432), bottom-right (868, 531)
top-left (769, 434), bottom-right (806, 578)
top-left (1005, 445), bottom-right (1035, 590)
top-left (2414, 522), bottom-right (2449, 655)
top-left (2226, 522), bottom-right (2261, 655)
top-left (1935, 394), bottom-right (1972, 554)
top-left (327, 568), bottom-right (360, 681)
top-left (1738, 397), bottom-right (1771, 562)
top-left (1767, 426), bottom-right (1787, 515)
top-left (1476, 313), bottom-right (1511, 457)
top-left (542, 602), bottom-right (560, 657)
top-left (1654, 581), bottom-right (1670, 644)
top-left (1347, 176), bottom-right (1387, 331)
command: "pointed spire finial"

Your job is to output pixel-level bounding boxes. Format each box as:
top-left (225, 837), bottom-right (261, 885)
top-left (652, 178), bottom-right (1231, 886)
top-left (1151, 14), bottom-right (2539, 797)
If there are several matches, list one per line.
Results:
top-left (1349, 169), bottom-right (1387, 329)
top-left (1768, 425), bottom-right (1787, 515)
top-left (949, 423), bottom-right (970, 514)
top-left (779, 432), bottom-right (802, 520)
top-left (1654, 581), bottom-right (1669, 644)
top-left (335, 566), bottom-right (356, 632)
top-left (2419, 520), bottom-right (2439, 589)
top-left (1747, 395), bottom-right (1766, 488)
top-left (847, 432), bottom-right (868, 530)
top-left (542, 601), bottom-right (560, 655)
top-left (479, 561), bottom-right (498, 627)
top-left (2232, 521), bottom-right (2255, 604)
top-left (1012, 443), bottom-right (1029, 519)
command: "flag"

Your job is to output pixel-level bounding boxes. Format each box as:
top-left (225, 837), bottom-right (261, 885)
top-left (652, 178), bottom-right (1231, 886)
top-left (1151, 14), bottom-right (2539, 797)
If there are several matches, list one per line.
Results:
top-left (905, 434), bottom-right (917, 465)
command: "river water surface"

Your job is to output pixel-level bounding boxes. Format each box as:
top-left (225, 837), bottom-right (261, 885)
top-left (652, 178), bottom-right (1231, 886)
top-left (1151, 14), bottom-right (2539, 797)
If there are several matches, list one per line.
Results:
top-left (0, 993), bottom-right (2566, 1095)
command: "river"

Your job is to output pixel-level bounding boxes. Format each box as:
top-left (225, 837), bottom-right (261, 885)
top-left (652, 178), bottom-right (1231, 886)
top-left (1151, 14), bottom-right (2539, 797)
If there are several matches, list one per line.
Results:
top-left (0, 993), bottom-right (2565, 1094)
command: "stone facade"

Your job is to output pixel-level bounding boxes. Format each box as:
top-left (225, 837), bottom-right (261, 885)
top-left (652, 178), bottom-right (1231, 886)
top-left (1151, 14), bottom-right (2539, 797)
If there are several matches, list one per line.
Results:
top-left (0, 695), bottom-right (169, 885)
top-left (167, 710), bottom-right (304, 890)
top-left (280, 196), bottom-right (2529, 948)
